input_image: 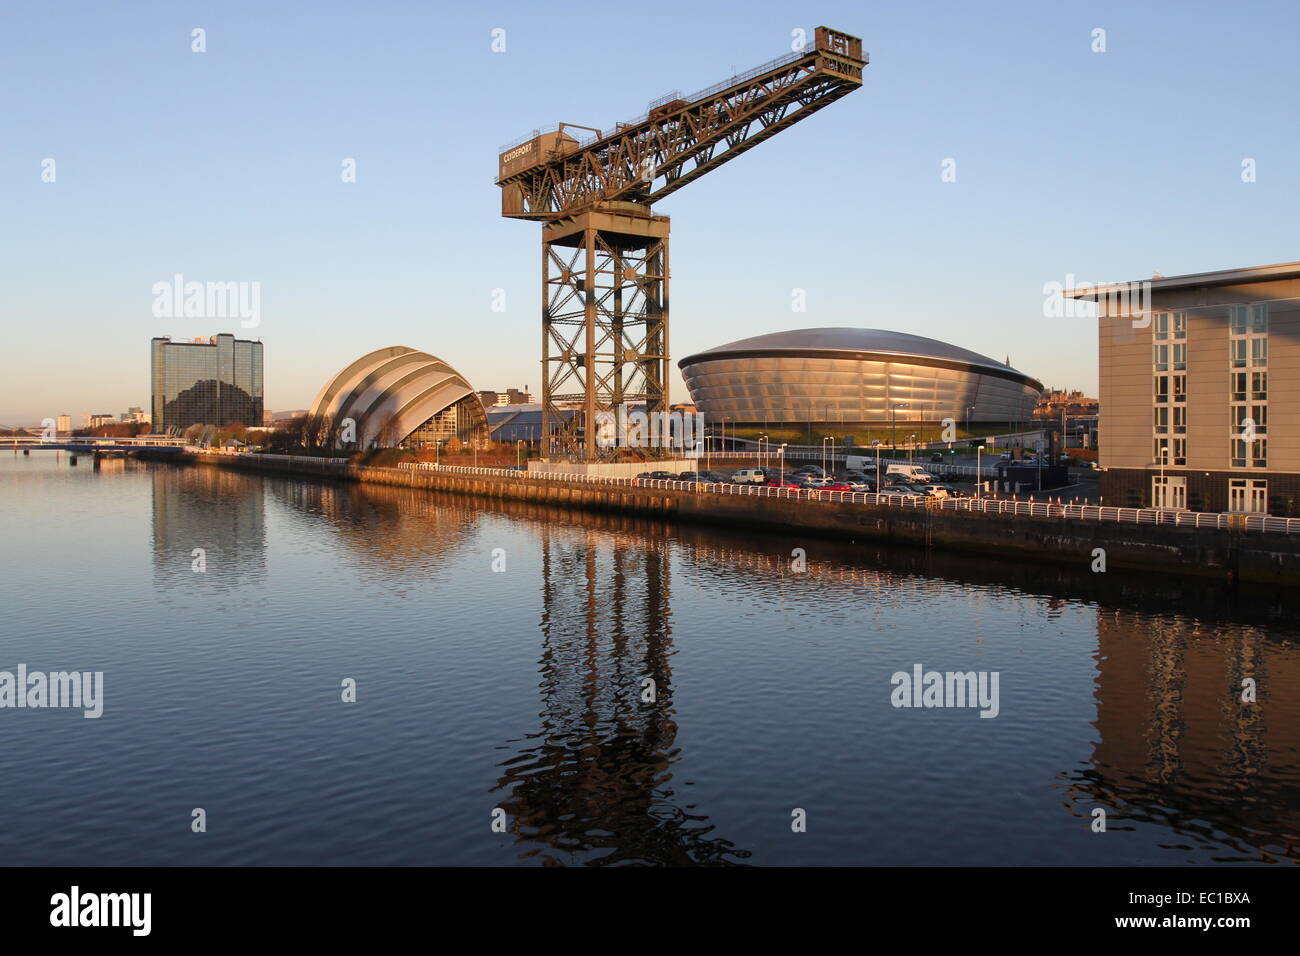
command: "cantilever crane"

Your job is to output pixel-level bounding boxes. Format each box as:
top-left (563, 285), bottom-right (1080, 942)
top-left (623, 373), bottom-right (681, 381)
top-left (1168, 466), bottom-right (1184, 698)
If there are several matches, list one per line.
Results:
top-left (497, 27), bottom-right (867, 460)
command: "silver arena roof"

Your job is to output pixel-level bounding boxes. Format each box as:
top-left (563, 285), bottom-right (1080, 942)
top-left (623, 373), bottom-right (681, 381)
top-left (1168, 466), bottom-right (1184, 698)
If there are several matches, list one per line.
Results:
top-left (679, 328), bottom-right (1039, 386)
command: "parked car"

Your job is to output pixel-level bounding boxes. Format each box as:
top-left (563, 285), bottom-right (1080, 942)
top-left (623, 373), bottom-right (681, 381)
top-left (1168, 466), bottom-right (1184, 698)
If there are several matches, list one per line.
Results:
top-left (842, 479), bottom-right (875, 492)
top-left (802, 476), bottom-right (834, 487)
top-left (930, 452), bottom-right (944, 463)
top-left (792, 464), bottom-right (826, 477)
top-left (766, 478), bottom-right (805, 488)
top-left (731, 468), bottom-right (767, 484)
top-left (885, 464), bottom-right (935, 483)
top-left (883, 486), bottom-right (926, 497)
top-left (698, 470), bottom-right (730, 483)
top-left (915, 484), bottom-right (950, 499)
top-left (817, 481), bottom-right (857, 492)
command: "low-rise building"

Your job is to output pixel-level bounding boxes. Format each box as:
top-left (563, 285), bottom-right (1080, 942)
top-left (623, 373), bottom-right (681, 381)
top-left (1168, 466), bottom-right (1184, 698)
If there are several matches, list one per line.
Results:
top-left (1067, 260), bottom-right (1300, 514)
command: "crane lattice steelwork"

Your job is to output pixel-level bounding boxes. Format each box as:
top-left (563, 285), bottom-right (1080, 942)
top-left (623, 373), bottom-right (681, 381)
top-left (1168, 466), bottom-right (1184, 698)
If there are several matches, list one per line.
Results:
top-left (497, 27), bottom-right (867, 460)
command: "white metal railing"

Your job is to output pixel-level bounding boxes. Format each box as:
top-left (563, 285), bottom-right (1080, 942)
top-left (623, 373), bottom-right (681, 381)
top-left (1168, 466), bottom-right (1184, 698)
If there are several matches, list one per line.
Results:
top-left (389, 460), bottom-right (1300, 534)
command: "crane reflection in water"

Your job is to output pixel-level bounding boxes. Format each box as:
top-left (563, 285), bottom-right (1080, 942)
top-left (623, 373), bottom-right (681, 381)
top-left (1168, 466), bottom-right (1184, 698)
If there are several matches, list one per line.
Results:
top-left (492, 524), bottom-right (751, 866)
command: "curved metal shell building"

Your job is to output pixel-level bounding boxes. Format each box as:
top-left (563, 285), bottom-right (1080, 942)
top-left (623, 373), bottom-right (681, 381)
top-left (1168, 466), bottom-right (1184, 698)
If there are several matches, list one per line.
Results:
top-left (678, 328), bottom-right (1043, 427)
top-left (308, 346), bottom-right (486, 448)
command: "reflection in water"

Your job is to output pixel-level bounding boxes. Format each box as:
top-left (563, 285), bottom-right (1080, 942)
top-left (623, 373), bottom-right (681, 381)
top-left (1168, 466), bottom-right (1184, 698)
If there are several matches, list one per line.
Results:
top-left (111, 460), bottom-right (1300, 864)
top-left (265, 477), bottom-right (477, 576)
top-left (1065, 611), bottom-right (1300, 863)
top-left (494, 524), bottom-right (751, 865)
top-left (151, 464), bottom-right (267, 591)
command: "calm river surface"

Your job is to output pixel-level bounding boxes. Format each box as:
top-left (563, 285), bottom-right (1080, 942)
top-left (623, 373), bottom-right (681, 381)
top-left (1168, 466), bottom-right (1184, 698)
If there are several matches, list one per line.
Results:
top-left (2, 452), bottom-right (1298, 866)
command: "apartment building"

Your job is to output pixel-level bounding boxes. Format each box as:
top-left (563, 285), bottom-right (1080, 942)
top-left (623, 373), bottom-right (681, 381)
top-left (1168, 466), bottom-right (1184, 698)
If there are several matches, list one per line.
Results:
top-left (1067, 261), bottom-right (1300, 515)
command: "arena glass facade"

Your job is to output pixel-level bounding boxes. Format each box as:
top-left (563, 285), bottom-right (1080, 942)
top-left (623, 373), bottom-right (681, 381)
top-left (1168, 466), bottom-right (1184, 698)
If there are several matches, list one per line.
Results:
top-left (678, 328), bottom-right (1042, 431)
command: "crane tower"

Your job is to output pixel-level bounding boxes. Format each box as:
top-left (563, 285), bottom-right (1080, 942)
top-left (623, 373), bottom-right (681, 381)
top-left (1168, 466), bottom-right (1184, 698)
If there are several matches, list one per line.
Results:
top-left (497, 27), bottom-right (867, 460)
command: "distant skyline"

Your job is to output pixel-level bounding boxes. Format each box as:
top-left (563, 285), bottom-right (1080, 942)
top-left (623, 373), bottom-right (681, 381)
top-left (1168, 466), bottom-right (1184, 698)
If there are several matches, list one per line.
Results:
top-left (3, 0), bottom-right (1298, 423)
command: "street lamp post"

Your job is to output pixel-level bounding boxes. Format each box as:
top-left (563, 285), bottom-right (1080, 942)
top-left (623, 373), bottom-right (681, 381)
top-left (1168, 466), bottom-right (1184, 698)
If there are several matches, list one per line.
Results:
top-left (873, 440), bottom-right (882, 489)
top-left (779, 443), bottom-right (787, 484)
top-left (976, 446), bottom-right (982, 499)
top-left (822, 436), bottom-right (833, 477)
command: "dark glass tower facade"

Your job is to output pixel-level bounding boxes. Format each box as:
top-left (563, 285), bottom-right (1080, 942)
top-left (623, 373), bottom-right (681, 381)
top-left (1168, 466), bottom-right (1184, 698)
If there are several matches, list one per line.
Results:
top-left (151, 334), bottom-right (264, 431)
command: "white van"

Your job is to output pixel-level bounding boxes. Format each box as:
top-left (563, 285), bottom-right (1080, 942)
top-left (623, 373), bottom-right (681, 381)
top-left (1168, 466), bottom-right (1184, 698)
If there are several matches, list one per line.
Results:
top-left (885, 464), bottom-right (935, 483)
top-left (731, 468), bottom-right (767, 484)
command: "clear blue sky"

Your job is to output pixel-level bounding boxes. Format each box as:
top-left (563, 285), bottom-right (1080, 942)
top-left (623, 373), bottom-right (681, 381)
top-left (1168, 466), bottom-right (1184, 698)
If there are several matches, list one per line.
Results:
top-left (3, 0), bottom-right (1298, 424)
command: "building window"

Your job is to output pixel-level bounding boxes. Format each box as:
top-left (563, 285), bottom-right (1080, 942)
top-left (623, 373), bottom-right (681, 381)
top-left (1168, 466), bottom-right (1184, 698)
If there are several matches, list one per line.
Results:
top-left (1231, 339), bottom-right (1247, 368)
top-left (1154, 312), bottom-right (1169, 340)
top-left (1252, 404), bottom-right (1267, 435)
top-left (1173, 405), bottom-right (1187, 434)
top-left (1251, 303), bottom-right (1268, 333)
top-left (1172, 438), bottom-right (1186, 466)
top-left (1251, 371), bottom-right (1267, 401)
top-left (1172, 342), bottom-right (1187, 370)
top-left (1154, 375), bottom-right (1169, 403)
top-left (1173, 311), bottom-right (1187, 339)
top-left (1153, 344), bottom-right (1169, 371)
top-left (1231, 372), bottom-right (1246, 402)
top-left (1229, 478), bottom-right (1268, 514)
top-left (1172, 374), bottom-right (1187, 402)
top-left (1231, 436), bottom-right (1268, 469)
top-left (1230, 305), bottom-right (1248, 335)
top-left (1154, 406), bottom-right (1169, 431)
top-left (1252, 337), bottom-right (1268, 366)
top-left (1154, 437), bottom-right (1170, 465)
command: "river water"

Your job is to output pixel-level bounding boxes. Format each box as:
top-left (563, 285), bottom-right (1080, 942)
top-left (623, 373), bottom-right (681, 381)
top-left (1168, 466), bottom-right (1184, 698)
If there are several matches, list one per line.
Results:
top-left (2, 452), bottom-right (1297, 866)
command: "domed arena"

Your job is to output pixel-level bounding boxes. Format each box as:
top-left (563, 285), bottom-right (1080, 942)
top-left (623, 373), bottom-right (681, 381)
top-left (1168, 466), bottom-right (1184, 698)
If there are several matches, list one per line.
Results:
top-left (678, 328), bottom-right (1043, 433)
